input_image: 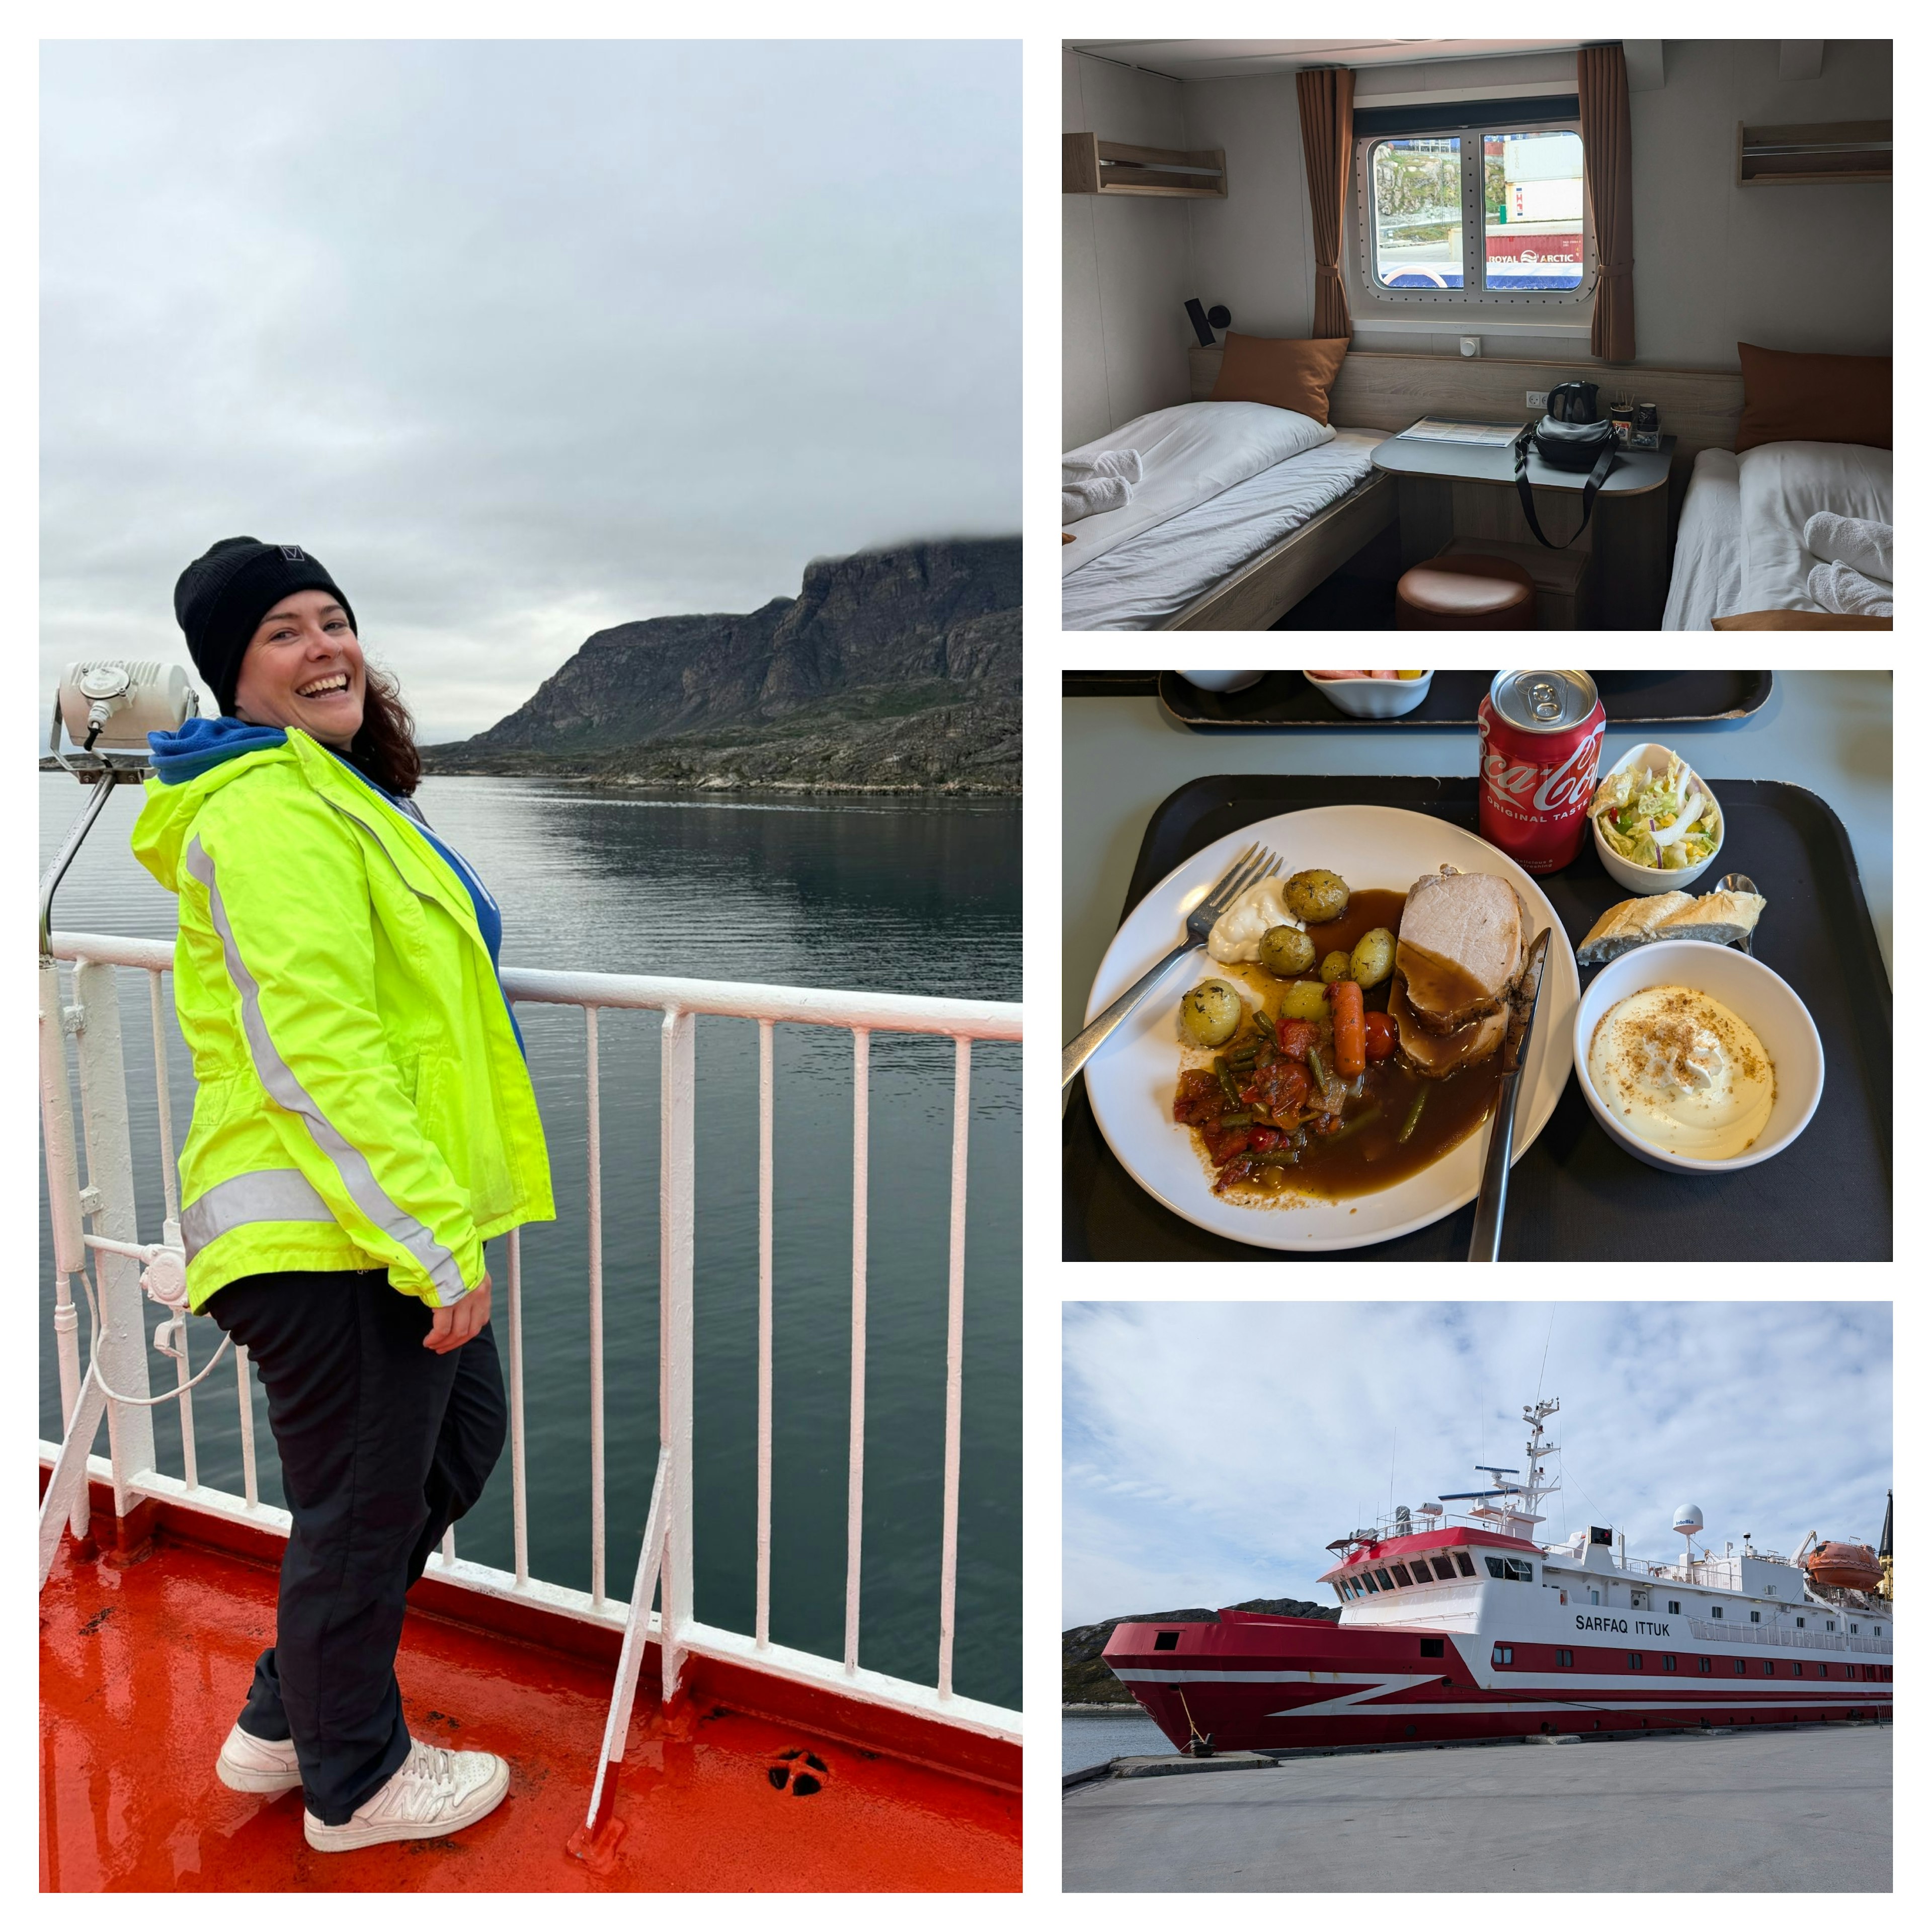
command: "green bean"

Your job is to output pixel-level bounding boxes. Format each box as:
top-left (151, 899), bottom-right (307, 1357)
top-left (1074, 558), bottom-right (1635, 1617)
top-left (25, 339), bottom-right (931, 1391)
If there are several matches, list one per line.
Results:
top-left (1306, 1043), bottom-right (1327, 1089)
top-left (1214, 1057), bottom-right (1243, 1108)
top-left (1325, 1103), bottom-right (1383, 1146)
top-left (1398, 1084), bottom-right (1429, 1145)
top-left (1218, 1112), bottom-right (1253, 1130)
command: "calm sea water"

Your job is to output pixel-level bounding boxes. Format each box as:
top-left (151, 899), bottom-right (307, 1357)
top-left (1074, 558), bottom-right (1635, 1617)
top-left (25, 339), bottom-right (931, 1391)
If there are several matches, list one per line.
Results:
top-left (1063, 1707), bottom-right (1176, 1777)
top-left (39, 773), bottom-right (1020, 1709)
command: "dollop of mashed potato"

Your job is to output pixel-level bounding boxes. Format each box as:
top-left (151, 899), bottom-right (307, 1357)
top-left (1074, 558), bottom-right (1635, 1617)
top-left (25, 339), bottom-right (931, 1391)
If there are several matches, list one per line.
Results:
top-left (1207, 880), bottom-right (1305, 964)
top-left (1587, 985), bottom-right (1775, 1161)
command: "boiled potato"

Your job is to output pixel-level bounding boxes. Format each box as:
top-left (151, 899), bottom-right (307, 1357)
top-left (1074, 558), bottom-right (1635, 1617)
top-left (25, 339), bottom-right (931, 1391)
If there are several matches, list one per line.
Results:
top-left (1179, 980), bottom-right (1243, 1047)
top-left (1349, 926), bottom-right (1396, 990)
top-left (1284, 868), bottom-right (1350, 924)
top-left (1319, 950), bottom-right (1352, 985)
top-left (1278, 979), bottom-right (1330, 1022)
top-left (1258, 924), bottom-right (1316, 977)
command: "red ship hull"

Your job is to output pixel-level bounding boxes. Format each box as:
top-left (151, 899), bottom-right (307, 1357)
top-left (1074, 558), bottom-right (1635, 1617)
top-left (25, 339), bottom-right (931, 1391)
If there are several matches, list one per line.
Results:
top-left (1104, 1610), bottom-right (1893, 1754)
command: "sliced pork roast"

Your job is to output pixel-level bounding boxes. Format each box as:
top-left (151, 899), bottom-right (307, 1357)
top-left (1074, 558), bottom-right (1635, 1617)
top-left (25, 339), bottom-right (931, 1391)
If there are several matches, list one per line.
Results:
top-left (1391, 866), bottom-right (1531, 1077)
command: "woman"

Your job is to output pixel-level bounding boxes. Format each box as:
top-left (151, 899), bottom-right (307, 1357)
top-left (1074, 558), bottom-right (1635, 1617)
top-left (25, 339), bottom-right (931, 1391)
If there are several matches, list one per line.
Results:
top-left (133, 537), bottom-right (554, 1853)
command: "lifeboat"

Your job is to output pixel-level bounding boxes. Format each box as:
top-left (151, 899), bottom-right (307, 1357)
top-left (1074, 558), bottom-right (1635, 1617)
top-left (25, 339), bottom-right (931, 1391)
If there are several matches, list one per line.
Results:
top-left (1806, 1542), bottom-right (1883, 1591)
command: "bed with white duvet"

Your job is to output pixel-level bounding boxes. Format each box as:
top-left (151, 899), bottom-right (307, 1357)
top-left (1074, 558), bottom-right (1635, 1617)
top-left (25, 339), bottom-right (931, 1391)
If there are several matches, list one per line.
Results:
top-left (1663, 440), bottom-right (1892, 628)
top-left (1063, 401), bottom-right (1382, 631)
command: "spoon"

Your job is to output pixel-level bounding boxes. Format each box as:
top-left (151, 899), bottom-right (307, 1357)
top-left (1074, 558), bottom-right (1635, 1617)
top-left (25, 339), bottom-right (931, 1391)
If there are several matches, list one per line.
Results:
top-left (1718, 873), bottom-right (1759, 955)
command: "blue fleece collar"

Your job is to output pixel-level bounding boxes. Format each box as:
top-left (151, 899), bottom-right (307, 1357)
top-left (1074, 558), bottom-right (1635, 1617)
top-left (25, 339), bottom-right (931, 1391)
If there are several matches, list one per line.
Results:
top-left (148, 715), bottom-right (288, 785)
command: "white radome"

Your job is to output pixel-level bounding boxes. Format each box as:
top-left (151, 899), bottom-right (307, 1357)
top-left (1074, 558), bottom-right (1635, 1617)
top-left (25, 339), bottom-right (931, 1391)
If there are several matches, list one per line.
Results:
top-left (1672, 1503), bottom-right (1704, 1537)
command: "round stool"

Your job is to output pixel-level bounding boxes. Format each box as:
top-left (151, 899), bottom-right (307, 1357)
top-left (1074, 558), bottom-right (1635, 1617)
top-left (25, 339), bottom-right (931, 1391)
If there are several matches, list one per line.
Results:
top-left (1397, 554), bottom-right (1536, 629)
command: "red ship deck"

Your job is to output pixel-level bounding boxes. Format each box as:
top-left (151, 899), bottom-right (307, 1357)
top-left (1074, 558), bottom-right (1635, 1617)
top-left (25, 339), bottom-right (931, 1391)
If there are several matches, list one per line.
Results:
top-left (40, 1496), bottom-right (1020, 1892)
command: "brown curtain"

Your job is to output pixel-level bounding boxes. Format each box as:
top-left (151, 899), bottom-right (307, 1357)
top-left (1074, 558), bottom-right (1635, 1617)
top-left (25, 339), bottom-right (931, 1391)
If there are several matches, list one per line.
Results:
top-left (1578, 44), bottom-right (1636, 363)
top-left (1296, 67), bottom-right (1354, 340)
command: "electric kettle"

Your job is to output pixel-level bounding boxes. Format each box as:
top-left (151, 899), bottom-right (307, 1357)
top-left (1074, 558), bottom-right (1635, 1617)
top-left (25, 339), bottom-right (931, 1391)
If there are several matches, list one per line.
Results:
top-left (1544, 380), bottom-right (1602, 424)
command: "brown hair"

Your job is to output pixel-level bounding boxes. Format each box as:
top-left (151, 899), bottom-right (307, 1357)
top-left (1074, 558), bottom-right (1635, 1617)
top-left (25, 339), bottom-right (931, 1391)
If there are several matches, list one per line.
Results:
top-left (342, 665), bottom-right (423, 797)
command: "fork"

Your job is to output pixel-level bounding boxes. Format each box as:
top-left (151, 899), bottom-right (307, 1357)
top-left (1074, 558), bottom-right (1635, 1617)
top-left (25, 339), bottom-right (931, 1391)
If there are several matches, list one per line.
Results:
top-left (1061, 840), bottom-right (1285, 1094)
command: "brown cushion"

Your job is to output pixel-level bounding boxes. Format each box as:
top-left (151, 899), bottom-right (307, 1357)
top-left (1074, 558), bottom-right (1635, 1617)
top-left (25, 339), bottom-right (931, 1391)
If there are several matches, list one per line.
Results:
top-left (1712, 609), bottom-right (1892, 630)
top-left (1399, 555), bottom-right (1534, 617)
top-left (1734, 343), bottom-right (1891, 453)
top-left (1210, 333), bottom-right (1349, 426)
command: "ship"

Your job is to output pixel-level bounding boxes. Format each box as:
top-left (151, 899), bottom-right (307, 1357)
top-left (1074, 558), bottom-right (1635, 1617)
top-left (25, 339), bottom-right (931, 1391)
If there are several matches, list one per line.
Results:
top-left (1104, 1399), bottom-right (1892, 1754)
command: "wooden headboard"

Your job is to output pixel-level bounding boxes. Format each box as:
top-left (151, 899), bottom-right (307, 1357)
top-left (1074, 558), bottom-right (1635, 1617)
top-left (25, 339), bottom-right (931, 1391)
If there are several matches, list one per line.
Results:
top-left (1187, 347), bottom-right (1747, 464)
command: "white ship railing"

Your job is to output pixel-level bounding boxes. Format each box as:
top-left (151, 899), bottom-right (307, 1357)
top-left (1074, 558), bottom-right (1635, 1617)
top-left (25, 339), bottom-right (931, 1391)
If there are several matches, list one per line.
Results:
top-left (38, 932), bottom-right (1021, 1748)
top-left (1685, 1617), bottom-right (1892, 1655)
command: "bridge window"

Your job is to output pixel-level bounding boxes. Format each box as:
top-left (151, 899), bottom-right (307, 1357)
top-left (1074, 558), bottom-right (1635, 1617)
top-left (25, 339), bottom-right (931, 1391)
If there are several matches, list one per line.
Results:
top-left (1556, 1649), bottom-right (1573, 1667)
top-left (1154, 1631), bottom-right (1180, 1651)
top-left (1663, 1655), bottom-right (1678, 1672)
top-left (1375, 1570), bottom-right (1396, 1591)
top-left (1420, 1638), bottom-right (1444, 1658)
top-left (1390, 1563), bottom-right (1414, 1586)
top-left (1361, 1573), bottom-right (1380, 1593)
top-left (1698, 1658), bottom-right (1712, 1674)
top-left (1505, 1558), bottom-right (1535, 1582)
top-left (1454, 1552), bottom-right (1476, 1577)
top-left (1432, 1557), bottom-right (1458, 1582)
top-left (1493, 1645), bottom-right (1514, 1665)
top-left (1484, 1556), bottom-right (1507, 1579)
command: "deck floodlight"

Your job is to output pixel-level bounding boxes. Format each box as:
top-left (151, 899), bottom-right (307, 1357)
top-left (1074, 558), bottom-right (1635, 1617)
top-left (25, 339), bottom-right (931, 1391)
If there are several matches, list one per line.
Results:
top-left (40, 659), bottom-right (199, 956)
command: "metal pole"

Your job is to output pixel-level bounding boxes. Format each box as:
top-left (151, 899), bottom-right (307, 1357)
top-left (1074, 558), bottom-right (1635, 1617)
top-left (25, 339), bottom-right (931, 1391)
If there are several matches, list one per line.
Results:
top-left (658, 1008), bottom-right (695, 1705)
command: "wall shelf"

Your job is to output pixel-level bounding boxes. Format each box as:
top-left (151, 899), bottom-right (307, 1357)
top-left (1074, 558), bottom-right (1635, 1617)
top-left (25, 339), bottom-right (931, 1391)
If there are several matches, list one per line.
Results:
top-left (1737, 119), bottom-right (1890, 186)
top-left (1063, 132), bottom-right (1227, 198)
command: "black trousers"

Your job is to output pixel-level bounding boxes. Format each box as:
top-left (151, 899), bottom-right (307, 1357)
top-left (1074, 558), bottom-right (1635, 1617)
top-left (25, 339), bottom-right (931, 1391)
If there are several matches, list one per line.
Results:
top-left (206, 1267), bottom-right (506, 1824)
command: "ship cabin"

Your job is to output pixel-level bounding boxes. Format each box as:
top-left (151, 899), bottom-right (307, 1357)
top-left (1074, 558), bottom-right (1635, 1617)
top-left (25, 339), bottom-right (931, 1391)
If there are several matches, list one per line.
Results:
top-left (1063, 37), bottom-right (1892, 631)
top-left (1319, 1525), bottom-right (1893, 1682)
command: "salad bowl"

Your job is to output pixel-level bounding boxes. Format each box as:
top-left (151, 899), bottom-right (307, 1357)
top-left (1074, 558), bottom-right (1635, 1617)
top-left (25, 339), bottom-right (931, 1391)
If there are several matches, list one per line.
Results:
top-left (1591, 742), bottom-right (1724, 892)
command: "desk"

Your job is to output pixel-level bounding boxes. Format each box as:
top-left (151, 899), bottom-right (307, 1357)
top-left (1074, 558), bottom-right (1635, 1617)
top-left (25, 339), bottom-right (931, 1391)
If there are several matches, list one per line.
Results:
top-left (1061, 672), bottom-right (1893, 1043)
top-left (1372, 433), bottom-right (1676, 628)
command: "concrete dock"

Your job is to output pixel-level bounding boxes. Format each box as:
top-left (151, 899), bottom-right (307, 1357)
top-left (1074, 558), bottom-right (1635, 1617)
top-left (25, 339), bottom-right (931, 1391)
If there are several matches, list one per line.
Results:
top-left (1063, 1724), bottom-right (1891, 1892)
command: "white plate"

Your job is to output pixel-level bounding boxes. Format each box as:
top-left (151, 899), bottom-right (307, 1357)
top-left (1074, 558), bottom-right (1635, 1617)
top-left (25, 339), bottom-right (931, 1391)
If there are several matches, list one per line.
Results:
top-left (1082, 804), bottom-right (1580, 1250)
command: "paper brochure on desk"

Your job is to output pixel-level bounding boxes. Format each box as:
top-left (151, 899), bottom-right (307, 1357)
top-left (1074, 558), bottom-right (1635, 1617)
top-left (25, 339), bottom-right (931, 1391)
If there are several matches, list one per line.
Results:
top-left (1397, 417), bottom-right (1526, 446)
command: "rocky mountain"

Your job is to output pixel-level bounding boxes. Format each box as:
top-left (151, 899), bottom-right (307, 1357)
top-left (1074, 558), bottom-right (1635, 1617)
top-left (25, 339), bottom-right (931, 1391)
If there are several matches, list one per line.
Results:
top-left (1063, 1599), bottom-right (1341, 1705)
top-left (421, 537), bottom-right (1020, 794)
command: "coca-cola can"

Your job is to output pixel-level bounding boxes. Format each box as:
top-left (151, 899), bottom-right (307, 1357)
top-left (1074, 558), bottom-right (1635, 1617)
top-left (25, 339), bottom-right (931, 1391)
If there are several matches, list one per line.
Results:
top-left (1477, 670), bottom-right (1606, 873)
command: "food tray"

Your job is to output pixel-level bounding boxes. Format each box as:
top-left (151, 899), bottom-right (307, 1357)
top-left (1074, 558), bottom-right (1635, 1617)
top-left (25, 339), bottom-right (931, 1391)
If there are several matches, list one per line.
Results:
top-left (1149, 670), bottom-right (1774, 730)
top-left (1065, 774), bottom-right (1890, 1262)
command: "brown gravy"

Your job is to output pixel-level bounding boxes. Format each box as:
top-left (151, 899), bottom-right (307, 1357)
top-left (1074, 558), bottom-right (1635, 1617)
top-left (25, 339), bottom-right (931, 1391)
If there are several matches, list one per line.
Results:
top-left (1194, 887), bottom-right (1506, 1203)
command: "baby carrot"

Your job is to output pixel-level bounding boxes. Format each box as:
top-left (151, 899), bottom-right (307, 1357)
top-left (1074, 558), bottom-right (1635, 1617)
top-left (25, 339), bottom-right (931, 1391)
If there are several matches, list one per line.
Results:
top-left (1328, 978), bottom-right (1365, 1078)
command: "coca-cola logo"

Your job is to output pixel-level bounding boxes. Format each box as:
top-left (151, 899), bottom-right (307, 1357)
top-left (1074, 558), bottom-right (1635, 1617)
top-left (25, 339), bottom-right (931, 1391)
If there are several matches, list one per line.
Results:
top-left (1478, 712), bottom-right (1603, 818)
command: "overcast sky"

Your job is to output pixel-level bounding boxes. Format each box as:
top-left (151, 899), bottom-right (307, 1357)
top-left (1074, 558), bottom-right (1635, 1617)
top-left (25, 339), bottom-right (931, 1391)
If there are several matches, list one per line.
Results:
top-left (1063, 1302), bottom-right (1892, 1628)
top-left (41, 40), bottom-right (1019, 742)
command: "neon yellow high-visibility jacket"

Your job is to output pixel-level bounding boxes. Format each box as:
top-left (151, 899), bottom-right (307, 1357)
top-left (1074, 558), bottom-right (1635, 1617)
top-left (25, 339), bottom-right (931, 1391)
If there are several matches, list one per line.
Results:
top-left (131, 725), bottom-right (554, 1312)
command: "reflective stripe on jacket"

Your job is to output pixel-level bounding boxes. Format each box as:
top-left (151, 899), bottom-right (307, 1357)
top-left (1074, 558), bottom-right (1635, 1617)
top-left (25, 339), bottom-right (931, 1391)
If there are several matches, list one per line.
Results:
top-left (131, 728), bottom-right (555, 1311)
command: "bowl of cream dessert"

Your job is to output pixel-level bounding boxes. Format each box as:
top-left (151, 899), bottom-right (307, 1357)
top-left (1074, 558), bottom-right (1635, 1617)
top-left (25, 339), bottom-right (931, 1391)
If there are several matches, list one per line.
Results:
top-left (1572, 941), bottom-right (1823, 1174)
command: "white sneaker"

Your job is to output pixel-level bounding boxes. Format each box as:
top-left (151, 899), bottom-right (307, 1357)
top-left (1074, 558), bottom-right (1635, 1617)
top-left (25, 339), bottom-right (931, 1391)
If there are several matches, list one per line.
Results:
top-left (215, 1722), bottom-right (303, 1795)
top-left (303, 1738), bottom-right (510, 1852)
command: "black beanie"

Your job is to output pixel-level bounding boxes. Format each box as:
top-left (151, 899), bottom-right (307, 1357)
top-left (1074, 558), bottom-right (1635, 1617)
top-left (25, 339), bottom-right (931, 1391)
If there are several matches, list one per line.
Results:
top-left (173, 537), bottom-right (357, 716)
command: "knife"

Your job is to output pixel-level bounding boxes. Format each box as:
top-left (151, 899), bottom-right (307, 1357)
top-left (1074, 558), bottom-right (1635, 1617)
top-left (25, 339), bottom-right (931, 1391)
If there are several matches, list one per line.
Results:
top-left (1467, 926), bottom-right (1552, 1263)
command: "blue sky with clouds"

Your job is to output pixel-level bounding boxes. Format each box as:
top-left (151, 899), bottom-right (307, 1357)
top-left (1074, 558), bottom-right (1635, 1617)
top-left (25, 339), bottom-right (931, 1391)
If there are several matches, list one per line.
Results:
top-left (1063, 1302), bottom-right (1892, 1627)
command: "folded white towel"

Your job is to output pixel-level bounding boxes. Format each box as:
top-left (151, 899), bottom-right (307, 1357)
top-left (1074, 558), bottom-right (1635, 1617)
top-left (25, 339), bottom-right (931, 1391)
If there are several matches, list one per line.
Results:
top-left (1062, 474), bottom-right (1131, 523)
top-left (1803, 511), bottom-right (1891, 583)
top-left (1063, 448), bottom-right (1143, 487)
top-left (1807, 559), bottom-right (1893, 618)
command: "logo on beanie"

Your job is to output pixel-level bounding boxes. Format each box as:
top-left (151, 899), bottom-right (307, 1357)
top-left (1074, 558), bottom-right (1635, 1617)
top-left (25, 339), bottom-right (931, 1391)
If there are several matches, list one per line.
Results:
top-left (280, 545), bottom-right (305, 561)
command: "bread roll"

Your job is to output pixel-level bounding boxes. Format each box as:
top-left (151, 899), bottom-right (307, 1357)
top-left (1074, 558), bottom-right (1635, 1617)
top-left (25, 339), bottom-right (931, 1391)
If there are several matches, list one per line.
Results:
top-left (1654, 890), bottom-right (1766, 948)
top-left (1575, 892), bottom-right (1695, 963)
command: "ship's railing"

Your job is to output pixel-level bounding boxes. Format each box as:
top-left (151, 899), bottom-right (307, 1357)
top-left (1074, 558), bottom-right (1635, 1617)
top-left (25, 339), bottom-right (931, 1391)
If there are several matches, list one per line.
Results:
top-left (38, 932), bottom-right (1022, 1747)
top-left (1685, 1617), bottom-right (1891, 1655)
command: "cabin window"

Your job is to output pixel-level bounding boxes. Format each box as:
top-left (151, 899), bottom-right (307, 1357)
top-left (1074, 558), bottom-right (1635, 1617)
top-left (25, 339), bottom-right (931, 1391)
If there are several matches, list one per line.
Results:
top-left (1796, 1618), bottom-right (1805, 1629)
top-left (1375, 1570), bottom-right (1396, 1591)
top-left (1154, 1631), bottom-right (1180, 1651)
top-left (1699, 1658), bottom-right (1712, 1674)
top-left (1750, 1611), bottom-right (1761, 1624)
top-left (1849, 1623), bottom-right (1858, 1633)
top-left (1390, 1564), bottom-right (1413, 1586)
top-left (1710, 1606), bottom-right (1724, 1619)
top-left (1874, 1626), bottom-right (1884, 1636)
top-left (1668, 1600), bottom-right (1681, 1615)
top-left (1354, 117), bottom-right (1591, 311)
top-left (1420, 1638), bottom-right (1444, 1658)
top-left (1454, 1552), bottom-right (1476, 1577)
top-left (1556, 1649), bottom-right (1573, 1667)
top-left (1663, 1655), bottom-right (1678, 1672)
top-left (1792, 1662), bottom-right (1803, 1676)
top-left (1627, 1653), bottom-right (1642, 1670)
top-left (1734, 1659), bottom-right (1747, 1675)
top-left (1505, 1558), bottom-right (1535, 1582)
top-left (1762, 1660), bottom-right (1776, 1675)
top-left (1826, 1620), bottom-right (1836, 1632)
top-left (1588, 1589), bottom-right (1600, 1605)
top-left (1432, 1557), bottom-right (1457, 1582)
top-left (1493, 1645), bottom-right (1514, 1665)
top-left (1845, 1665), bottom-right (1855, 1679)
